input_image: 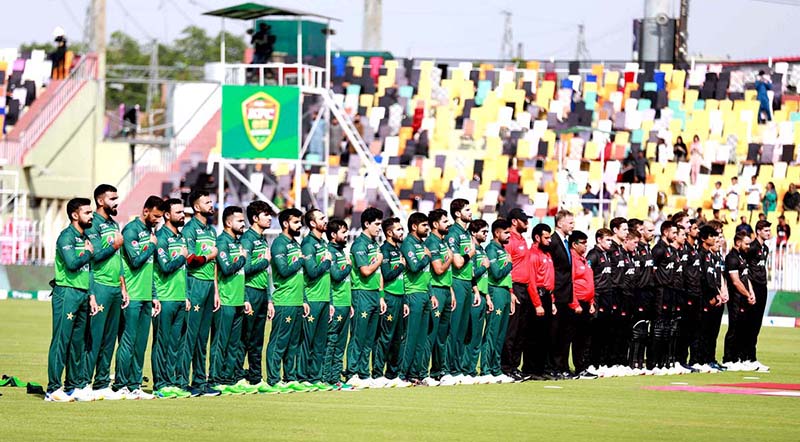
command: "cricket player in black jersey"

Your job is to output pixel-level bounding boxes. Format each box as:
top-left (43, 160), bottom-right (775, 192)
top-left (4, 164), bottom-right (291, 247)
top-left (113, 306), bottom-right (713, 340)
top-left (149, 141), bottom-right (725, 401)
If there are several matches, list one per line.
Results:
top-left (651, 221), bottom-right (676, 374)
top-left (743, 220), bottom-right (771, 372)
top-left (667, 224), bottom-right (690, 374)
top-left (587, 229), bottom-right (613, 374)
top-left (630, 220), bottom-right (656, 373)
top-left (606, 218), bottom-right (631, 375)
top-left (723, 232), bottom-right (756, 370)
top-left (694, 226), bottom-right (724, 372)
top-left (677, 219), bottom-right (702, 372)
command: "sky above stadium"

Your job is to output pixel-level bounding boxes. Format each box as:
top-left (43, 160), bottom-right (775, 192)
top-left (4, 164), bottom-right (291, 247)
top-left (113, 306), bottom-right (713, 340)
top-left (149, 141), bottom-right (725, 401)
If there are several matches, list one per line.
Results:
top-left (5, 0), bottom-right (800, 61)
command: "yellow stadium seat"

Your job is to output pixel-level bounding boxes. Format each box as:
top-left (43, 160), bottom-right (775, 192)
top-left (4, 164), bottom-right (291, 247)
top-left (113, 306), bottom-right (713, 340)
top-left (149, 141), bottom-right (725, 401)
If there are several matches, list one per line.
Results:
top-left (348, 56), bottom-right (365, 77)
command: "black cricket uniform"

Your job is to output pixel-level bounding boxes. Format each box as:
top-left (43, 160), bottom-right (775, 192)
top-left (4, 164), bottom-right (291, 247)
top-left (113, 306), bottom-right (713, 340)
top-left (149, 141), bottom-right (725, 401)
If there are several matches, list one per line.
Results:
top-left (744, 239), bottom-right (769, 362)
top-left (651, 239), bottom-right (676, 368)
top-left (697, 246), bottom-right (723, 365)
top-left (723, 248), bottom-right (751, 364)
top-left (587, 246), bottom-right (613, 368)
top-left (678, 241), bottom-right (703, 366)
top-left (629, 241), bottom-right (655, 369)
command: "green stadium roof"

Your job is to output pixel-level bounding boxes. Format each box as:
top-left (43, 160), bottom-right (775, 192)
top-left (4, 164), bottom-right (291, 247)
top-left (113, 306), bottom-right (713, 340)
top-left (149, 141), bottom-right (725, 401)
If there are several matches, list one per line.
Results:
top-left (203, 2), bottom-right (339, 21)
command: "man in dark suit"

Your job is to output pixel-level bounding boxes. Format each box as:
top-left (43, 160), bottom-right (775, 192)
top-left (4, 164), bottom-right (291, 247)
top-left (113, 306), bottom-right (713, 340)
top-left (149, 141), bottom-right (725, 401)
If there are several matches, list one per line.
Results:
top-left (546, 210), bottom-right (575, 378)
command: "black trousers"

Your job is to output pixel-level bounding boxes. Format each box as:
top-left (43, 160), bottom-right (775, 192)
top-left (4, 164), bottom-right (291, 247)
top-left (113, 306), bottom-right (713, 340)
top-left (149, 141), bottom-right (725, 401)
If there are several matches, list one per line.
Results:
top-left (551, 301), bottom-right (575, 373)
top-left (698, 301), bottom-right (724, 364)
top-left (571, 300), bottom-right (593, 373)
top-left (527, 288), bottom-right (554, 375)
top-left (745, 282), bottom-right (768, 361)
top-left (723, 295), bottom-right (750, 363)
top-left (678, 293), bottom-right (702, 366)
top-left (592, 290), bottom-right (614, 367)
top-left (501, 283), bottom-right (535, 374)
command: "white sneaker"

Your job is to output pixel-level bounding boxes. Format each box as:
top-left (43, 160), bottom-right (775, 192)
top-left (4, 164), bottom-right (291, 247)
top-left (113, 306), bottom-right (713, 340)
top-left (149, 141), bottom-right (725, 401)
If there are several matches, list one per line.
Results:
top-left (460, 375), bottom-right (477, 385)
top-left (439, 374), bottom-right (458, 386)
top-left (45, 388), bottom-right (74, 402)
top-left (476, 375), bottom-right (494, 384)
top-left (752, 361), bottom-right (770, 372)
top-left (691, 363), bottom-right (705, 373)
top-left (723, 362), bottom-right (742, 372)
top-left (394, 379), bottom-right (412, 388)
top-left (421, 377), bottom-right (440, 387)
top-left (642, 368), bottom-right (655, 376)
top-left (597, 366), bottom-right (611, 378)
top-left (739, 361), bottom-right (757, 371)
top-left (69, 387), bottom-right (95, 402)
top-left (346, 375), bottom-right (364, 388)
top-left (384, 377), bottom-right (401, 388)
top-left (668, 365), bottom-right (682, 375)
top-left (654, 367), bottom-right (667, 376)
top-left (132, 389), bottom-right (154, 400)
top-left (93, 387), bottom-right (123, 401)
top-left (496, 374), bottom-right (516, 384)
top-left (370, 377), bottom-right (390, 388)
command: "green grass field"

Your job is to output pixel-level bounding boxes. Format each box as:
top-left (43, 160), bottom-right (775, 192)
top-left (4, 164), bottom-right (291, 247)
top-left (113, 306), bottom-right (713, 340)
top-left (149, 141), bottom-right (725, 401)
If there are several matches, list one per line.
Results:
top-left (1, 300), bottom-right (799, 441)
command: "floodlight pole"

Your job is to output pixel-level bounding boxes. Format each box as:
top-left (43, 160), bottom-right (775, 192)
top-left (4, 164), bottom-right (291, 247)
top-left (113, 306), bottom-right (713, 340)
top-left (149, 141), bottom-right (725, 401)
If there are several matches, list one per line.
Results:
top-left (323, 18), bottom-right (332, 215)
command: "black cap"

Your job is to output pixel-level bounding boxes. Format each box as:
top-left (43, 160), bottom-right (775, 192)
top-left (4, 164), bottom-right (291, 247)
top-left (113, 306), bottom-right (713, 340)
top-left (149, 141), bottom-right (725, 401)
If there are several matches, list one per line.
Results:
top-left (508, 208), bottom-right (531, 222)
top-left (755, 220), bottom-right (771, 231)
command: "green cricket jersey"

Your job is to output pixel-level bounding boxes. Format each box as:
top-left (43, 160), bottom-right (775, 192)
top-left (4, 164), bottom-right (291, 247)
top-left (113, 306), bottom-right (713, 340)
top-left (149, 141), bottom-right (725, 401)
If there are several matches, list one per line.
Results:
top-left (446, 222), bottom-right (473, 281)
top-left (183, 216), bottom-right (216, 281)
top-left (270, 233), bottom-right (304, 306)
top-left (425, 233), bottom-right (452, 287)
top-left (350, 233), bottom-right (381, 291)
top-left (486, 240), bottom-right (512, 288)
top-left (328, 242), bottom-right (352, 307)
top-left (154, 225), bottom-right (187, 302)
top-left (301, 233), bottom-right (332, 302)
top-left (121, 218), bottom-right (156, 301)
top-left (216, 231), bottom-right (246, 306)
top-left (85, 212), bottom-right (122, 287)
top-left (473, 243), bottom-right (489, 294)
top-left (54, 225), bottom-right (92, 290)
top-left (241, 227), bottom-right (270, 290)
top-left (380, 241), bottom-right (405, 296)
top-left (400, 234), bottom-right (431, 294)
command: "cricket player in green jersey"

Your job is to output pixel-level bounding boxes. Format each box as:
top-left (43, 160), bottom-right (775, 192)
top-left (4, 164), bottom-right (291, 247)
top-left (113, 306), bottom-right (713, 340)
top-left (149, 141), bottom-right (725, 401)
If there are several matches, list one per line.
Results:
top-left (299, 209), bottom-right (334, 391)
top-left (266, 208), bottom-right (312, 393)
top-left (237, 201), bottom-right (279, 393)
top-left (373, 217), bottom-right (411, 387)
top-left (46, 198), bottom-right (96, 402)
top-left (345, 208), bottom-right (388, 388)
top-left (481, 219), bottom-right (516, 384)
top-left (79, 184), bottom-right (126, 401)
top-left (152, 198), bottom-right (191, 399)
top-left (465, 219), bottom-right (492, 382)
top-left (397, 212), bottom-right (437, 385)
top-left (425, 209), bottom-right (456, 384)
top-left (180, 190), bottom-right (221, 397)
top-left (323, 219), bottom-right (355, 390)
top-left (444, 198), bottom-right (479, 384)
top-left (114, 195), bottom-right (164, 400)
top-left (211, 206), bottom-right (255, 395)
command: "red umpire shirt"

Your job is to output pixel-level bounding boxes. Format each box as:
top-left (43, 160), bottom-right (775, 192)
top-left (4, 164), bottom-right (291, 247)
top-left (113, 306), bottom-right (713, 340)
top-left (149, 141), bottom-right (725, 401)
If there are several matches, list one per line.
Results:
top-left (505, 230), bottom-right (530, 284)
top-left (527, 246), bottom-right (552, 307)
top-left (570, 252), bottom-right (594, 310)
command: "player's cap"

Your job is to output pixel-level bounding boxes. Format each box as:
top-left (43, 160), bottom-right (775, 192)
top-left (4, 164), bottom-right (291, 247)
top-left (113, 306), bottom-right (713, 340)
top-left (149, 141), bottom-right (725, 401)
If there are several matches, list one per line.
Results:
top-left (508, 208), bottom-right (531, 222)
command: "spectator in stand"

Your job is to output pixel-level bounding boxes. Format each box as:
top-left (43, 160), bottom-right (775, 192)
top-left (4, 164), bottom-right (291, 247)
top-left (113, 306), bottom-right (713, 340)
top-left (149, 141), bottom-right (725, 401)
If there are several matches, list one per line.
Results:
top-left (581, 184), bottom-right (598, 215)
top-left (755, 70), bottom-right (773, 124)
top-left (49, 32), bottom-right (68, 80)
top-left (736, 216), bottom-right (753, 237)
top-left (689, 135), bottom-right (703, 185)
top-left (656, 138), bottom-right (671, 164)
top-left (712, 181), bottom-right (725, 211)
top-left (329, 118), bottom-right (344, 156)
top-left (763, 182), bottom-right (777, 216)
top-left (713, 209), bottom-right (729, 225)
top-left (746, 176), bottom-right (762, 222)
top-left (783, 183), bottom-right (800, 222)
top-left (696, 208), bottom-right (707, 224)
top-left (727, 177), bottom-right (741, 222)
top-left (249, 23), bottom-right (276, 64)
top-left (634, 150), bottom-right (650, 184)
top-left (776, 215), bottom-right (791, 249)
top-left (673, 136), bottom-right (688, 162)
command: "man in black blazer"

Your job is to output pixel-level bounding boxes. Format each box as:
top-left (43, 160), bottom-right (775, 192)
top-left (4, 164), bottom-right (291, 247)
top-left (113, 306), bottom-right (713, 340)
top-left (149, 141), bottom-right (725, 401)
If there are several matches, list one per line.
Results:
top-left (547, 210), bottom-right (575, 377)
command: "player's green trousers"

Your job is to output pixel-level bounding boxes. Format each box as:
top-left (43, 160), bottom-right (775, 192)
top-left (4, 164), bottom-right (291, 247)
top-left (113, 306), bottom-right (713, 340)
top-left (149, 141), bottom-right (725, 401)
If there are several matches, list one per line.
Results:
top-left (79, 282), bottom-right (121, 389)
top-left (114, 300), bottom-right (152, 391)
top-left (463, 294), bottom-right (487, 376)
top-left (236, 286), bottom-right (269, 384)
top-left (480, 286), bottom-right (511, 376)
top-left (299, 301), bottom-right (329, 383)
top-left (266, 305), bottom-right (302, 385)
top-left (427, 286), bottom-right (453, 378)
top-left (323, 306), bottom-right (351, 384)
top-left (209, 305), bottom-right (244, 386)
top-left (346, 289), bottom-right (381, 378)
top-left (398, 292), bottom-right (431, 380)
top-left (47, 286), bottom-right (89, 393)
top-left (151, 300), bottom-right (186, 390)
top-left (448, 278), bottom-right (472, 375)
top-left (372, 293), bottom-right (404, 378)
top-left (179, 277), bottom-right (214, 389)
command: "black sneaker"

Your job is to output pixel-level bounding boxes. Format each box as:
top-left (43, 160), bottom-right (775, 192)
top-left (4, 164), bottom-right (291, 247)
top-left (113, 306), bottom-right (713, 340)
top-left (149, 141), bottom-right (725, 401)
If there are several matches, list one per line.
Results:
top-left (542, 371), bottom-right (559, 381)
top-left (187, 386), bottom-right (203, 397)
top-left (201, 385), bottom-right (221, 397)
top-left (578, 370), bottom-right (598, 380)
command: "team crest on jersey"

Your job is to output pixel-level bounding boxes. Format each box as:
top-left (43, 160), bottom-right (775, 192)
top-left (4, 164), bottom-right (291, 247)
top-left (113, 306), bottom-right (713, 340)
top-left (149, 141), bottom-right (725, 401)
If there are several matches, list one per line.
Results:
top-left (106, 236), bottom-right (114, 245)
top-left (408, 252), bottom-right (415, 259)
top-left (132, 240), bottom-right (138, 248)
top-left (171, 250), bottom-right (178, 258)
top-left (201, 244), bottom-right (209, 251)
top-left (291, 255), bottom-right (299, 263)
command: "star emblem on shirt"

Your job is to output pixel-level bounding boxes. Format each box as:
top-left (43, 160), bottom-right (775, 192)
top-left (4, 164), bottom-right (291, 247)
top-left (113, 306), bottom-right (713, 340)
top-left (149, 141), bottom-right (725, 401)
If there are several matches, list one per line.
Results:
top-left (336, 314), bottom-right (343, 322)
top-left (97, 304), bottom-right (105, 312)
top-left (434, 310), bottom-right (441, 318)
top-left (285, 316), bottom-right (292, 323)
top-left (193, 305), bottom-right (200, 312)
top-left (66, 312), bottom-right (74, 320)
top-left (360, 311), bottom-right (368, 319)
top-left (307, 315), bottom-right (315, 323)
top-left (247, 310), bottom-right (254, 316)
top-left (496, 309), bottom-right (502, 316)
top-left (386, 314), bottom-right (393, 322)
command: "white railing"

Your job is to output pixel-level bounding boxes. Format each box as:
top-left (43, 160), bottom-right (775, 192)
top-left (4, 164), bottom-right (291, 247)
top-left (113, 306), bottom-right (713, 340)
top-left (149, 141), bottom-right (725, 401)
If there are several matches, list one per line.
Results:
top-left (768, 242), bottom-right (800, 291)
top-left (221, 63), bottom-right (327, 90)
top-left (0, 54), bottom-right (98, 165)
